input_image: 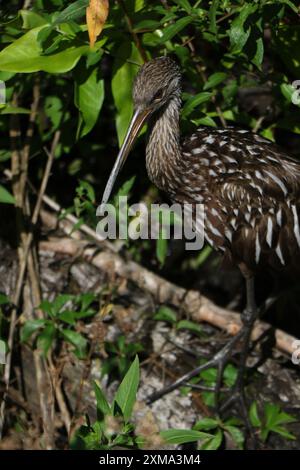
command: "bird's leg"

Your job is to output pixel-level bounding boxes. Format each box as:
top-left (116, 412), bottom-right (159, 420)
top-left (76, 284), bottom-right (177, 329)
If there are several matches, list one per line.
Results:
top-left (212, 278), bottom-right (257, 413)
top-left (219, 277), bottom-right (259, 442)
top-left (236, 277), bottom-right (258, 389)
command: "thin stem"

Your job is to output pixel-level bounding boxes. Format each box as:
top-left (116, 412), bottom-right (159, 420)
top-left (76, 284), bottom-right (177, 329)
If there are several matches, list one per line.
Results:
top-left (117, 0), bottom-right (148, 63)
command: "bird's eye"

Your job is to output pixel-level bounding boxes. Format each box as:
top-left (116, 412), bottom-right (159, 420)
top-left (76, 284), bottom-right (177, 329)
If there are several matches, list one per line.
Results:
top-left (152, 89), bottom-right (164, 103)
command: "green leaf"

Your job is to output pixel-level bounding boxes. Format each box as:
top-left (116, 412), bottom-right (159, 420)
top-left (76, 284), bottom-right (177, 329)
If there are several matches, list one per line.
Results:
top-left (209, 0), bottom-right (219, 35)
top-left (268, 426), bottom-right (296, 441)
top-left (52, 0), bottom-right (89, 26)
top-left (77, 180), bottom-right (96, 202)
top-left (37, 323), bottom-right (56, 355)
top-left (44, 96), bottom-right (64, 131)
top-left (0, 149), bottom-right (11, 162)
top-left (74, 66), bottom-right (105, 138)
top-left (280, 83), bottom-right (300, 107)
top-left (229, 4), bottom-right (258, 52)
top-left (20, 319), bottom-right (46, 343)
top-left (154, 306), bottom-right (177, 324)
top-left (77, 293), bottom-right (96, 312)
top-left (158, 16), bottom-right (193, 43)
top-left (173, 0), bottom-right (192, 14)
top-left (94, 381), bottom-right (111, 418)
top-left (133, 19), bottom-right (161, 32)
top-left (193, 116), bottom-right (217, 127)
top-left (156, 233), bottom-right (168, 265)
top-left (134, 0), bottom-right (145, 12)
top-left (20, 10), bottom-right (48, 29)
top-left (223, 363), bottom-right (238, 387)
top-left (112, 43), bottom-right (143, 146)
top-left (0, 293), bottom-right (10, 305)
top-left (114, 176), bottom-right (136, 200)
top-left (160, 429), bottom-right (212, 445)
top-left (193, 418), bottom-right (219, 431)
top-left (200, 428), bottom-right (223, 450)
top-left (200, 367), bottom-right (218, 384)
top-left (61, 329), bottom-right (87, 357)
top-left (0, 106), bottom-right (31, 115)
top-left (113, 355), bottom-right (139, 422)
top-left (249, 401), bottom-right (261, 427)
top-left (280, 0), bottom-right (299, 14)
top-left (59, 310), bottom-right (76, 325)
top-left (224, 425), bottom-right (244, 449)
top-left (182, 92), bottom-right (212, 117)
top-left (39, 299), bottom-right (55, 318)
top-left (176, 320), bottom-right (202, 335)
top-left (0, 185), bottom-right (15, 204)
top-left (252, 37), bottom-right (264, 68)
top-left (0, 27), bottom-right (88, 73)
top-left (203, 72), bottom-right (227, 90)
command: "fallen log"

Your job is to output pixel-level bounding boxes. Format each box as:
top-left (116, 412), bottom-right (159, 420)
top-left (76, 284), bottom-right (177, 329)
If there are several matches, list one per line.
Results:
top-left (39, 208), bottom-right (299, 358)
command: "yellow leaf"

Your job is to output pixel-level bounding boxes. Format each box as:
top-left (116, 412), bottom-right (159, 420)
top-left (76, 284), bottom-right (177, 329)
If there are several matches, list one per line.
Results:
top-left (86, 0), bottom-right (109, 48)
top-left (100, 303), bottom-right (113, 317)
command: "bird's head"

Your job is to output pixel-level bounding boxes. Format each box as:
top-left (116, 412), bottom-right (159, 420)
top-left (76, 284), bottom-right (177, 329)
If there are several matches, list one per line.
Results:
top-left (133, 56), bottom-right (181, 113)
top-left (101, 56), bottom-right (181, 205)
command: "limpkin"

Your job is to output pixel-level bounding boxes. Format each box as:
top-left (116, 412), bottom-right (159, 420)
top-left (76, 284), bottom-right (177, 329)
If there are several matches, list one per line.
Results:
top-left (101, 56), bottom-right (300, 415)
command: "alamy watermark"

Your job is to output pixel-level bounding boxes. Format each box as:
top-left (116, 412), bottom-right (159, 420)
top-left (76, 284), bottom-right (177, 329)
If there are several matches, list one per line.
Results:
top-left (96, 196), bottom-right (205, 250)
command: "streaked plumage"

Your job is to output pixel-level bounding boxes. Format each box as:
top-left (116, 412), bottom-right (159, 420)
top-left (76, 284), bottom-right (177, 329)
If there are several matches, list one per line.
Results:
top-left (134, 58), bottom-right (300, 275)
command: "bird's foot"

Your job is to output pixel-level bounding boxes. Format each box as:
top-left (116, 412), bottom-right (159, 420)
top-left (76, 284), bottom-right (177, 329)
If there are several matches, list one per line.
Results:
top-left (146, 326), bottom-right (246, 406)
top-left (146, 322), bottom-right (259, 447)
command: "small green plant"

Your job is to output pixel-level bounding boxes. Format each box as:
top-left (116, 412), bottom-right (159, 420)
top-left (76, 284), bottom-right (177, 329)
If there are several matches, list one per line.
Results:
top-left (71, 355), bottom-right (213, 450)
top-left (102, 335), bottom-right (144, 380)
top-left (71, 356), bottom-right (141, 449)
top-left (194, 416), bottom-right (244, 450)
top-left (73, 180), bottom-right (97, 229)
top-left (249, 401), bottom-right (297, 442)
top-left (154, 305), bottom-right (203, 336)
top-left (196, 364), bottom-right (238, 407)
top-left (21, 293), bottom-right (97, 358)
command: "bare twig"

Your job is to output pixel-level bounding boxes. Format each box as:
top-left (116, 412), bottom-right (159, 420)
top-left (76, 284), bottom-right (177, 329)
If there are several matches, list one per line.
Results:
top-left (117, 0), bottom-right (148, 63)
top-left (47, 355), bottom-right (71, 435)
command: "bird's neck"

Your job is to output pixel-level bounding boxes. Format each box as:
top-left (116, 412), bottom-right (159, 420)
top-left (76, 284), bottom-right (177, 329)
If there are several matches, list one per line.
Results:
top-left (146, 94), bottom-right (182, 192)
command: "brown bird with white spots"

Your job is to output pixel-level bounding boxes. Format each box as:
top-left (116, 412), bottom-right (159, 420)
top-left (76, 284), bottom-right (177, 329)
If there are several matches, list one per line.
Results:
top-left (101, 56), bottom-right (300, 416)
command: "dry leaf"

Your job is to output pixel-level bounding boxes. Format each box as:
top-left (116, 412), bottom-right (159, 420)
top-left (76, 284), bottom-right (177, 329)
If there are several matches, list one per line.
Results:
top-left (86, 0), bottom-right (109, 48)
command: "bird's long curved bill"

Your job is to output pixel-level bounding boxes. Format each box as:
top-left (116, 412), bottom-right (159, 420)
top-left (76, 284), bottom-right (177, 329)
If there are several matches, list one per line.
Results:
top-left (101, 108), bottom-right (151, 205)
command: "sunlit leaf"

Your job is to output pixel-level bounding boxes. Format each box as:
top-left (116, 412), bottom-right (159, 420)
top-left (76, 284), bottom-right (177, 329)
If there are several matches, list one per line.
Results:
top-left (0, 27), bottom-right (88, 73)
top-left (161, 429), bottom-right (212, 445)
top-left (53, 0), bottom-right (89, 26)
top-left (154, 306), bottom-right (177, 324)
top-left (113, 355), bottom-right (139, 422)
top-left (0, 185), bottom-right (15, 204)
top-left (20, 319), bottom-right (46, 343)
top-left (111, 42), bottom-right (143, 146)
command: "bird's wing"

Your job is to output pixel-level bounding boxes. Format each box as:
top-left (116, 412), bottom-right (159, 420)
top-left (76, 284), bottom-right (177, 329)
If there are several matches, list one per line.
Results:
top-left (185, 127), bottom-right (300, 201)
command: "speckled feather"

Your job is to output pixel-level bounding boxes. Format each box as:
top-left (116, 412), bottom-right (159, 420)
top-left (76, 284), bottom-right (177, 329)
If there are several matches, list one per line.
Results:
top-left (133, 57), bottom-right (300, 275)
